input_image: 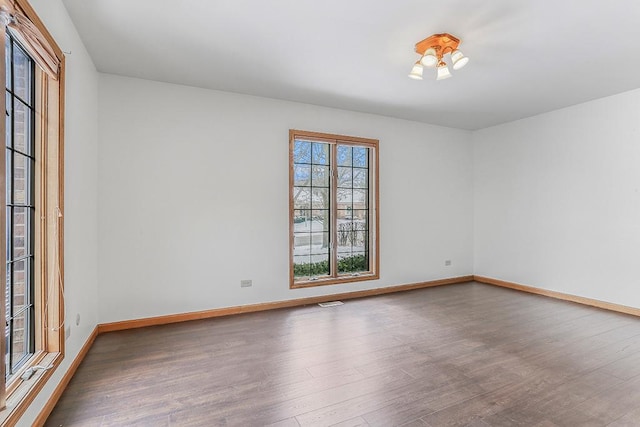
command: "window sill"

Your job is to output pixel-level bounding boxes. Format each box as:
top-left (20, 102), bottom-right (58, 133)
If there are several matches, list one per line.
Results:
top-left (291, 272), bottom-right (379, 289)
top-left (0, 352), bottom-right (62, 426)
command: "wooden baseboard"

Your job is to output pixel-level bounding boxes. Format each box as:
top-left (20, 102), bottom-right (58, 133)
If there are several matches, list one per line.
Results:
top-left (474, 275), bottom-right (640, 318)
top-left (33, 327), bottom-right (99, 427)
top-left (98, 275), bottom-right (474, 333)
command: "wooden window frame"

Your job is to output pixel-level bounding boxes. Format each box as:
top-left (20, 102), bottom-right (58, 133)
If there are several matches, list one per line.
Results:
top-left (0, 0), bottom-right (64, 424)
top-left (289, 129), bottom-right (379, 289)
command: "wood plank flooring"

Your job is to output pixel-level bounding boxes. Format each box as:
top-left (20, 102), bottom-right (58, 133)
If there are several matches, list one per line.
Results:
top-left (45, 282), bottom-right (640, 426)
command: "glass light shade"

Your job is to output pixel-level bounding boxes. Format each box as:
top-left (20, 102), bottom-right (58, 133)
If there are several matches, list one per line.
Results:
top-left (451, 50), bottom-right (469, 70)
top-left (436, 63), bottom-right (452, 80)
top-left (420, 48), bottom-right (438, 68)
top-left (408, 62), bottom-right (423, 80)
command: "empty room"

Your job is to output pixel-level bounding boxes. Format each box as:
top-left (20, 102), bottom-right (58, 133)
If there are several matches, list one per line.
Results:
top-left (0, 0), bottom-right (640, 425)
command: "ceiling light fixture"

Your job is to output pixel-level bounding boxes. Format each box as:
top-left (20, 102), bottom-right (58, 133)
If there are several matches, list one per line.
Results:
top-left (409, 33), bottom-right (468, 81)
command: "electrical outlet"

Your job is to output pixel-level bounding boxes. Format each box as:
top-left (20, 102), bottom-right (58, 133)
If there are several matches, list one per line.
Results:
top-left (445, 260), bottom-right (452, 266)
top-left (65, 325), bottom-right (71, 340)
top-left (240, 279), bottom-right (252, 288)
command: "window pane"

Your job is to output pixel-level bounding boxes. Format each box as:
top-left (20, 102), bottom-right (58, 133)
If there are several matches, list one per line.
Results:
top-left (293, 187), bottom-right (311, 210)
top-left (353, 147), bottom-right (368, 168)
top-left (311, 142), bottom-right (328, 165)
top-left (4, 37), bottom-right (10, 89)
top-left (5, 260), bottom-right (10, 313)
top-left (3, 327), bottom-right (8, 372)
top-left (5, 151), bottom-right (11, 204)
top-left (337, 209), bottom-right (353, 221)
top-left (312, 188), bottom-right (329, 209)
top-left (337, 145), bottom-right (351, 166)
top-left (337, 188), bottom-right (353, 211)
top-left (353, 189), bottom-right (367, 208)
top-left (12, 259), bottom-right (27, 313)
top-left (337, 167), bottom-right (352, 188)
top-left (5, 208), bottom-right (10, 262)
top-left (14, 153), bottom-right (31, 205)
top-left (13, 207), bottom-right (26, 258)
top-left (294, 140), bottom-right (311, 164)
top-left (293, 232), bottom-right (311, 255)
top-left (352, 168), bottom-right (368, 189)
top-left (352, 229), bottom-right (367, 247)
top-left (337, 222), bottom-right (352, 246)
top-left (293, 164), bottom-right (310, 187)
top-left (352, 211), bottom-right (368, 230)
top-left (311, 165), bottom-right (329, 187)
top-left (13, 45), bottom-right (31, 103)
top-left (5, 92), bottom-right (11, 147)
top-left (293, 209), bottom-right (311, 224)
top-left (311, 209), bottom-right (329, 232)
top-left (14, 99), bottom-right (31, 155)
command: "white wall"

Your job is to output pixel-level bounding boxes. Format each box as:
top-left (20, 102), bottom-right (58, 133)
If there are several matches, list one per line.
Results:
top-left (18, 0), bottom-right (99, 425)
top-left (97, 74), bottom-right (474, 323)
top-left (474, 88), bottom-right (640, 309)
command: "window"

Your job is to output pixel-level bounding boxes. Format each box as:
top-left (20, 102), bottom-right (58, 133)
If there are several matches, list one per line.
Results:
top-left (0, 0), bottom-right (64, 423)
top-left (5, 31), bottom-right (36, 378)
top-left (289, 130), bottom-right (379, 288)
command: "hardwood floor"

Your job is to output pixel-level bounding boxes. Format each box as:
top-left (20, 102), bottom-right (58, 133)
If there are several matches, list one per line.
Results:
top-left (46, 282), bottom-right (640, 426)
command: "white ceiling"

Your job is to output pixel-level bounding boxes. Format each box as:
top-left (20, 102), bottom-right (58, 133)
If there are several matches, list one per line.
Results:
top-left (61, 0), bottom-right (640, 130)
